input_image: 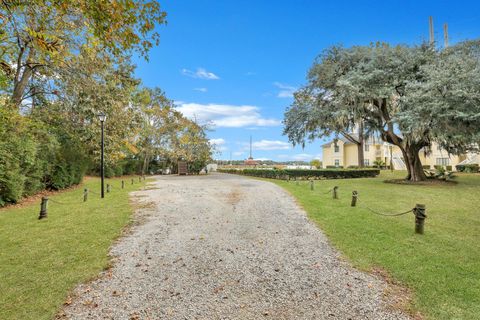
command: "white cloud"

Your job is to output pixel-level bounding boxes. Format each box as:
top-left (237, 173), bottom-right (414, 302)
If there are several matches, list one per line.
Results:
top-left (274, 82), bottom-right (296, 98)
top-left (210, 138), bottom-right (227, 151)
top-left (194, 87), bottom-right (208, 92)
top-left (210, 138), bottom-right (226, 145)
top-left (252, 140), bottom-right (291, 151)
top-left (176, 102), bottom-right (281, 128)
top-left (181, 68), bottom-right (220, 80)
top-left (278, 153), bottom-right (315, 161)
top-left (233, 151), bottom-right (244, 156)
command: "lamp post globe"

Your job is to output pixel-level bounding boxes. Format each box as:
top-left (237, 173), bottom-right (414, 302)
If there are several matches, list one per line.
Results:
top-left (98, 112), bottom-right (106, 198)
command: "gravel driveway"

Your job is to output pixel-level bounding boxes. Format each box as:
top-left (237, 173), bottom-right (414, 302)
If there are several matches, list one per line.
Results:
top-left (61, 173), bottom-right (410, 320)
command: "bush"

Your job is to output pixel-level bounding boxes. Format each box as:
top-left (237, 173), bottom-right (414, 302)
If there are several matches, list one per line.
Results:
top-left (326, 165), bottom-right (344, 169)
top-left (218, 168), bottom-right (380, 180)
top-left (422, 165), bottom-right (431, 169)
top-left (456, 164), bottom-right (479, 173)
top-left (446, 165), bottom-right (452, 171)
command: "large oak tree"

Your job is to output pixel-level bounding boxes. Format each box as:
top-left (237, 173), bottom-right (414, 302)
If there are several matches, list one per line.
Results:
top-left (284, 41), bottom-right (480, 181)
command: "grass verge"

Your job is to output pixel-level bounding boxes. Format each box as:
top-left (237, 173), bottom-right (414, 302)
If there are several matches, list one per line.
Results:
top-left (272, 171), bottom-right (480, 320)
top-left (0, 176), bottom-right (147, 320)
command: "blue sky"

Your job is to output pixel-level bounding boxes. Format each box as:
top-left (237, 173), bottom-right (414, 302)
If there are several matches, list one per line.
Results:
top-left (134, 0), bottom-right (480, 162)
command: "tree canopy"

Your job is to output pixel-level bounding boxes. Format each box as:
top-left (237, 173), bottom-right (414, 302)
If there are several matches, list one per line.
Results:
top-left (0, 2), bottom-right (214, 206)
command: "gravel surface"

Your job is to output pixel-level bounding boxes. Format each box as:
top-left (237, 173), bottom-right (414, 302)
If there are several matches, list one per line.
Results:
top-left (60, 173), bottom-right (410, 320)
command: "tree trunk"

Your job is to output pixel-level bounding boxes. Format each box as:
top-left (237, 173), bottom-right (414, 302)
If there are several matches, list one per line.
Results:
top-left (401, 145), bottom-right (427, 182)
top-left (12, 47), bottom-right (35, 108)
top-left (357, 142), bottom-right (364, 168)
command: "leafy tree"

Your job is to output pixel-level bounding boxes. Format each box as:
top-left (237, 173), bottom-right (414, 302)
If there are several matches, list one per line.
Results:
top-left (284, 41), bottom-right (480, 181)
top-left (310, 159), bottom-right (322, 169)
top-left (0, 0), bottom-right (166, 107)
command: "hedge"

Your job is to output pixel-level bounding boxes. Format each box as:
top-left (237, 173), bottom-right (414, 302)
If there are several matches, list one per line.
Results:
top-left (456, 164), bottom-right (479, 173)
top-left (218, 168), bottom-right (380, 180)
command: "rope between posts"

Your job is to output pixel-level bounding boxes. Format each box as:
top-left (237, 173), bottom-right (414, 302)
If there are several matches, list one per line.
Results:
top-left (363, 207), bottom-right (414, 217)
top-left (356, 195), bottom-right (414, 216)
top-left (323, 188), bottom-right (334, 194)
top-left (48, 198), bottom-right (81, 205)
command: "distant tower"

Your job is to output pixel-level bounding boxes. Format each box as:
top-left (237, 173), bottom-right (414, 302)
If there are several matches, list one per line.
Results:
top-left (244, 135), bottom-right (258, 167)
top-left (249, 135), bottom-right (253, 160)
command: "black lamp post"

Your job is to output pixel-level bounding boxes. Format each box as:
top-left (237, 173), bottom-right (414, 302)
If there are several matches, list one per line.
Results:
top-left (98, 112), bottom-right (107, 198)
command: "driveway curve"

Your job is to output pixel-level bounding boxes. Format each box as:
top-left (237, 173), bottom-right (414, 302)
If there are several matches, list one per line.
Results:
top-left (61, 173), bottom-right (410, 320)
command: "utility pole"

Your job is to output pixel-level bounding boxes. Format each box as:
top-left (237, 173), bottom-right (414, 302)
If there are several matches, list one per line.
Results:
top-left (443, 23), bottom-right (449, 48)
top-left (429, 16), bottom-right (434, 45)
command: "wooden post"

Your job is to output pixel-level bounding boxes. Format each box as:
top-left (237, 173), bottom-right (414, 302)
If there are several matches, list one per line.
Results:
top-left (121, 180), bottom-right (125, 189)
top-left (414, 204), bottom-right (426, 234)
top-left (333, 186), bottom-right (338, 199)
top-left (139, 176), bottom-right (141, 183)
top-left (295, 177), bottom-right (299, 186)
top-left (106, 184), bottom-right (111, 193)
top-left (131, 178), bottom-right (134, 185)
top-left (39, 197), bottom-right (48, 220)
top-left (310, 180), bottom-right (314, 191)
top-left (143, 175), bottom-right (146, 181)
top-left (351, 191), bottom-right (358, 207)
top-left (83, 188), bottom-right (88, 202)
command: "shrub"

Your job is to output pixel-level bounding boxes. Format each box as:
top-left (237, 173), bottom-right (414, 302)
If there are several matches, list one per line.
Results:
top-left (218, 168), bottom-right (380, 180)
top-left (456, 164), bottom-right (479, 173)
top-left (326, 165), bottom-right (344, 169)
top-left (422, 165), bottom-right (431, 169)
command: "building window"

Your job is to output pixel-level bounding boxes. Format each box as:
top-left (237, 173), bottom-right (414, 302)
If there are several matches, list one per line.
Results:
top-left (364, 159), bottom-right (370, 166)
top-left (334, 159), bottom-right (340, 167)
top-left (436, 158), bottom-right (450, 166)
top-left (334, 145), bottom-right (339, 153)
top-left (364, 144), bottom-right (369, 152)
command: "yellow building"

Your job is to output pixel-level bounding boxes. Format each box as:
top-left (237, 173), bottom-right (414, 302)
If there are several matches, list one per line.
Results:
top-left (322, 137), bottom-right (468, 171)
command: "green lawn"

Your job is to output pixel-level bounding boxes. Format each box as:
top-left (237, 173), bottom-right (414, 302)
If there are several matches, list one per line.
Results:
top-left (0, 177), bottom-right (146, 320)
top-left (273, 171), bottom-right (480, 320)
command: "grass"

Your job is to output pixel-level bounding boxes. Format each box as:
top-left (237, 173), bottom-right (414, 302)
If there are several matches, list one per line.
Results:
top-left (272, 171), bottom-right (480, 320)
top-left (0, 176), bottom-right (147, 320)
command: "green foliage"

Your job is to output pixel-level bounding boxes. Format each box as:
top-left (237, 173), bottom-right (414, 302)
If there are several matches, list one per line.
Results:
top-left (373, 159), bottom-right (385, 168)
top-left (456, 164), bottom-right (479, 173)
top-left (0, 106), bottom-right (90, 206)
top-left (310, 159), bottom-right (322, 168)
top-left (218, 168), bottom-right (380, 179)
top-left (425, 167), bottom-right (455, 181)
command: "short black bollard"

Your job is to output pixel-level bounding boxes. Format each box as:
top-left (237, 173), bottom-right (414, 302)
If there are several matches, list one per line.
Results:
top-left (121, 180), bottom-right (125, 189)
top-left (333, 186), bottom-right (339, 199)
top-left (414, 204), bottom-right (427, 234)
top-left (39, 197), bottom-right (48, 220)
top-left (351, 190), bottom-right (358, 207)
top-left (106, 184), bottom-right (111, 193)
top-left (83, 188), bottom-right (88, 202)
top-left (131, 178), bottom-right (134, 185)
top-left (310, 180), bottom-right (314, 191)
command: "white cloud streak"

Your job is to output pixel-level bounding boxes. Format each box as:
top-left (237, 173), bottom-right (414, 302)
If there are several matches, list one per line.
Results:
top-left (274, 82), bottom-right (296, 98)
top-left (176, 102), bottom-right (281, 128)
top-left (194, 87), bottom-right (208, 92)
top-left (252, 140), bottom-right (291, 151)
top-left (181, 68), bottom-right (220, 80)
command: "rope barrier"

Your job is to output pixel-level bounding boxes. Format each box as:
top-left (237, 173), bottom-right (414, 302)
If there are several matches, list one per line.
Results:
top-left (355, 194), bottom-right (414, 216)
